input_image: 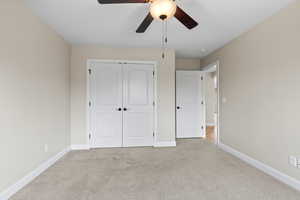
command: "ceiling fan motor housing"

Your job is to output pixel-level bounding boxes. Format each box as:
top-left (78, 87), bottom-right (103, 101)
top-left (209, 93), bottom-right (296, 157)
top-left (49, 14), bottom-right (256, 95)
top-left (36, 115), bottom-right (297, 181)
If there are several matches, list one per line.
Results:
top-left (150, 0), bottom-right (177, 20)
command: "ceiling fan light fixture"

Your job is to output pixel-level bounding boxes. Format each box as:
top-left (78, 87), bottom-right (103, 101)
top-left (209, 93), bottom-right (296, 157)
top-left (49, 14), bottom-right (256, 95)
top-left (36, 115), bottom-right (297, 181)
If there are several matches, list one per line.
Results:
top-left (150, 0), bottom-right (177, 20)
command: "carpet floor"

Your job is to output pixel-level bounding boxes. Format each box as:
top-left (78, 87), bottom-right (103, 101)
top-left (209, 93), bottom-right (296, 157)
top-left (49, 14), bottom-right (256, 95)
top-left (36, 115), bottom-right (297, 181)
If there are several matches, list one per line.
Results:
top-left (11, 139), bottom-right (300, 200)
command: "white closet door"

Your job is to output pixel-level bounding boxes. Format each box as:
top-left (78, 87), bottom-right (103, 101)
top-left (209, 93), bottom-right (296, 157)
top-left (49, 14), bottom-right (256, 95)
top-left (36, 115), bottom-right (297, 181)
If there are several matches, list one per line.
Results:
top-left (122, 64), bottom-right (154, 147)
top-left (90, 62), bottom-right (123, 148)
top-left (176, 71), bottom-right (205, 138)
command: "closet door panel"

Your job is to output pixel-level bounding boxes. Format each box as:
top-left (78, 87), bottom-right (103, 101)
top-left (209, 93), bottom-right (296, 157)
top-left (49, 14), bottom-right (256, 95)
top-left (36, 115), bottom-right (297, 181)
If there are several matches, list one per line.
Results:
top-left (122, 64), bottom-right (154, 147)
top-left (90, 62), bottom-right (123, 148)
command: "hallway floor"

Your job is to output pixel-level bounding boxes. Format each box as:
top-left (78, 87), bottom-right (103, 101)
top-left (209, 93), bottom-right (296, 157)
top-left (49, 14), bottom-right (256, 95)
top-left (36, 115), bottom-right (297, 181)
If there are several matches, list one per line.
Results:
top-left (206, 126), bottom-right (215, 143)
top-left (11, 139), bottom-right (299, 200)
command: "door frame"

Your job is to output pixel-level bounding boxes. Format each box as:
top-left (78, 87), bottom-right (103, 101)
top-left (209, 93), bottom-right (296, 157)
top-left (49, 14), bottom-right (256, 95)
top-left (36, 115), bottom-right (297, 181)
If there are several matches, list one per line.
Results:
top-left (201, 61), bottom-right (220, 145)
top-left (86, 59), bottom-right (158, 148)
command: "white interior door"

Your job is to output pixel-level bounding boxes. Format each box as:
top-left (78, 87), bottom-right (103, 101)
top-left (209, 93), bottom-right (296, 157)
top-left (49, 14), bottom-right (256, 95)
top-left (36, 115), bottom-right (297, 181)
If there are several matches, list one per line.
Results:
top-left (122, 63), bottom-right (154, 147)
top-left (176, 71), bottom-right (205, 138)
top-left (90, 62), bottom-right (123, 148)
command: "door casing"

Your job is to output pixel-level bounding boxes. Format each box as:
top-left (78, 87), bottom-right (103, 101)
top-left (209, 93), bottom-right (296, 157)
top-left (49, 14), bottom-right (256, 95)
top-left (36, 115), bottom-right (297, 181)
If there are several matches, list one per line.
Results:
top-left (87, 59), bottom-right (158, 148)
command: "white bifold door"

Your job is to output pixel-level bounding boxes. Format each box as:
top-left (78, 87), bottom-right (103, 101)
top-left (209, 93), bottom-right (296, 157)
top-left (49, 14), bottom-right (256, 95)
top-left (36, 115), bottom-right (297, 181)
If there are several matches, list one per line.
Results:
top-left (90, 62), bottom-right (154, 148)
top-left (176, 71), bottom-right (205, 138)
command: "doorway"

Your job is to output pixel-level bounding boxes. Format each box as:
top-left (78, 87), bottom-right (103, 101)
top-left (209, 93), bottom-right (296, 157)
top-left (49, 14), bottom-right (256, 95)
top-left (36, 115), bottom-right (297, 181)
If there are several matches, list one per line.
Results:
top-left (88, 60), bottom-right (157, 148)
top-left (202, 62), bottom-right (220, 144)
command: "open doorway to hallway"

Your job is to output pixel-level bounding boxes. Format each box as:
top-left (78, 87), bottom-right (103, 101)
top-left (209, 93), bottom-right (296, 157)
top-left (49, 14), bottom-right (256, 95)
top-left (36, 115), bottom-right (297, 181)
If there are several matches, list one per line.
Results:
top-left (202, 62), bottom-right (219, 144)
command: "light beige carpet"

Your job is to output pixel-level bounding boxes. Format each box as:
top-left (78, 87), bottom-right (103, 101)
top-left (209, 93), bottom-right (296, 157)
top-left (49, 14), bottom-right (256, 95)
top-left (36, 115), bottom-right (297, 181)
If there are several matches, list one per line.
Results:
top-left (11, 139), bottom-right (299, 200)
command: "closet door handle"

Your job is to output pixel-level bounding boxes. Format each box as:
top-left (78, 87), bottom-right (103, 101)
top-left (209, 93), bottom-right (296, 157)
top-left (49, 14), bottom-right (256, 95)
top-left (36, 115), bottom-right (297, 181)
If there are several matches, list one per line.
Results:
top-left (117, 108), bottom-right (122, 111)
top-left (176, 106), bottom-right (181, 110)
top-left (123, 108), bottom-right (127, 111)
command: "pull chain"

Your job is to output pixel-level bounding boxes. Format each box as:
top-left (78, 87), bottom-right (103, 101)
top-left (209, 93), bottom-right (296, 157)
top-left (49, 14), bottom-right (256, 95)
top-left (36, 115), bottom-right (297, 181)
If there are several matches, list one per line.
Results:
top-left (161, 20), bottom-right (168, 59)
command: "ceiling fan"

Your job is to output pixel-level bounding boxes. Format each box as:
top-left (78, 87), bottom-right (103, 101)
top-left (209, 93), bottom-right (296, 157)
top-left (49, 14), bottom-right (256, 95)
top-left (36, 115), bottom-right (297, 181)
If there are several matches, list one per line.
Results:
top-left (97, 0), bottom-right (199, 33)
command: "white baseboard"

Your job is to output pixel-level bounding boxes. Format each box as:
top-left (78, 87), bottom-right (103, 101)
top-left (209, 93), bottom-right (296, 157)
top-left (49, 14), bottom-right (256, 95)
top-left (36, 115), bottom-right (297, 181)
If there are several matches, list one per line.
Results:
top-left (0, 147), bottom-right (70, 200)
top-left (154, 141), bottom-right (176, 147)
top-left (70, 144), bottom-right (90, 150)
top-left (218, 142), bottom-right (300, 192)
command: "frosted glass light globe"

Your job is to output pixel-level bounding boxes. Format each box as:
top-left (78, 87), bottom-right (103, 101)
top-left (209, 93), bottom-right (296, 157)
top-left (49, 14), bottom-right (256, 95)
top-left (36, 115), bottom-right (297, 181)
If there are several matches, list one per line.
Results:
top-left (150, 0), bottom-right (177, 20)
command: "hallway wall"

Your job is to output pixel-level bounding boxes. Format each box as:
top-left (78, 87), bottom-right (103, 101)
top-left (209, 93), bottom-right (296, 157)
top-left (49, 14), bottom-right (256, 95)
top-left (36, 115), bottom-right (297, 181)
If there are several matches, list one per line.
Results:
top-left (175, 58), bottom-right (201, 70)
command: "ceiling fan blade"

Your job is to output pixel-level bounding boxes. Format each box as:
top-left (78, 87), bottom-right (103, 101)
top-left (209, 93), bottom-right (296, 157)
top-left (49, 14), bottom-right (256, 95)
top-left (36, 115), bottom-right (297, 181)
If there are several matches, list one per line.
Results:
top-left (98, 0), bottom-right (147, 4)
top-left (136, 13), bottom-right (153, 33)
top-left (174, 6), bottom-right (198, 29)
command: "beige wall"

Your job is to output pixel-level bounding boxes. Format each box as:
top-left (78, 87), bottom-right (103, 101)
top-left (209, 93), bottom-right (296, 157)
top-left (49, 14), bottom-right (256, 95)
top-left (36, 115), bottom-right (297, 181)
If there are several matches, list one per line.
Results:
top-left (202, 1), bottom-right (300, 181)
top-left (0, 0), bottom-right (70, 192)
top-left (71, 45), bottom-right (176, 145)
top-left (175, 58), bottom-right (201, 70)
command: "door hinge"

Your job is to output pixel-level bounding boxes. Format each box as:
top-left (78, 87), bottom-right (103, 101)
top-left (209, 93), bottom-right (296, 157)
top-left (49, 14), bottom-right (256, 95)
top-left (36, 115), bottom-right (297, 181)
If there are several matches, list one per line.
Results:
top-left (89, 101), bottom-right (91, 107)
top-left (88, 69), bottom-right (92, 75)
top-left (89, 133), bottom-right (91, 140)
top-left (201, 101), bottom-right (204, 105)
top-left (201, 126), bottom-right (204, 130)
top-left (153, 101), bottom-right (155, 106)
top-left (153, 132), bottom-right (155, 137)
top-left (153, 71), bottom-right (155, 77)
top-left (201, 76), bottom-right (203, 81)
